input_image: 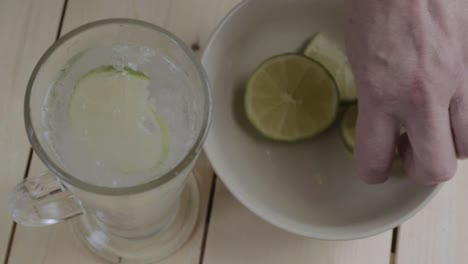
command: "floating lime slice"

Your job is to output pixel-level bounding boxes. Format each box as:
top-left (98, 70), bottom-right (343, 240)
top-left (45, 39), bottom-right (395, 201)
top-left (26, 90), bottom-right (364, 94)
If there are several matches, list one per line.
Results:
top-left (69, 66), bottom-right (169, 173)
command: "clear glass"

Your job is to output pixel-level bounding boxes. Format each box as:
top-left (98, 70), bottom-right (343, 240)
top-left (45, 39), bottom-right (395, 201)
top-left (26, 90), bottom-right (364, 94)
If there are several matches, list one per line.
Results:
top-left (9, 19), bottom-right (211, 263)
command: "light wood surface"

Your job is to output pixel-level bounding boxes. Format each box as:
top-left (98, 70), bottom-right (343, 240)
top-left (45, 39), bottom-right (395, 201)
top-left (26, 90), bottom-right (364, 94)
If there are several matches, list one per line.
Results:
top-left (395, 161), bottom-right (468, 264)
top-left (60, 0), bottom-right (239, 52)
top-left (203, 181), bottom-right (392, 264)
top-left (0, 0), bottom-right (64, 262)
top-left (1, 0), bottom-right (468, 263)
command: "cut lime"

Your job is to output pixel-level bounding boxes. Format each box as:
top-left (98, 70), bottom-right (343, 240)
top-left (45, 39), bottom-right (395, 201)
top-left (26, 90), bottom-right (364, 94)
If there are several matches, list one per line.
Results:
top-left (69, 66), bottom-right (169, 173)
top-left (245, 54), bottom-right (339, 141)
top-left (304, 33), bottom-right (357, 102)
top-left (340, 104), bottom-right (358, 151)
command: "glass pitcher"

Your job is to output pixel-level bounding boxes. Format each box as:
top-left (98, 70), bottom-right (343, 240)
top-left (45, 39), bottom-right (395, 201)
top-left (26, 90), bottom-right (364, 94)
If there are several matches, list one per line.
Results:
top-left (8, 19), bottom-right (211, 264)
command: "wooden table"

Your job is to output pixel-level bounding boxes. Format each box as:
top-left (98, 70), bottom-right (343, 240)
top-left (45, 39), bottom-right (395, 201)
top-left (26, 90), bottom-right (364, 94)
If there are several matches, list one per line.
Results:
top-left (0, 1), bottom-right (467, 263)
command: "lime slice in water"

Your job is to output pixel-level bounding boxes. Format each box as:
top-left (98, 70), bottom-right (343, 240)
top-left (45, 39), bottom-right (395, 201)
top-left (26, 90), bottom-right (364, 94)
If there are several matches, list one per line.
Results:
top-left (304, 33), bottom-right (357, 102)
top-left (245, 54), bottom-right (339, 141)
top-left (69, 66), bottom-right (169, 173)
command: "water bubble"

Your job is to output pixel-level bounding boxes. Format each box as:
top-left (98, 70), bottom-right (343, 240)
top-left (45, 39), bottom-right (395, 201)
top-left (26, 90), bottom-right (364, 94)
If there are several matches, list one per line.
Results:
top-left (127, 62), bottom-right (137, 71)
top-left (43, 130), bottom-right (51, 139)
top-left (138, 114), bottom-right (157, 134)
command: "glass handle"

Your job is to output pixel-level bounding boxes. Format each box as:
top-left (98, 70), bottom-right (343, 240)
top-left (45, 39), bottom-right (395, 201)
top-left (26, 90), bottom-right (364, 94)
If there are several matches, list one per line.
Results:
top-left (8, 171), bottom-right (83, 226)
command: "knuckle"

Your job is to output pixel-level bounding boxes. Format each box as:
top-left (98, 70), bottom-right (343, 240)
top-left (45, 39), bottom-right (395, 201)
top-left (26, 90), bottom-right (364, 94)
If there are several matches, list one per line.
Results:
top-left (450, 95), bottom-right (464, 114)
top-left (406, 74), bottom-right (434, 109)
top-left (450, 91), bottom-right (468, 116)
top-left (454, 134), bottom-right (468, 159)
top-left (357, 161), bottom-right (390, 184)
top-left (457, 152), bottom-right (468, 160)
top-left (423, 163), bottom-right (456, 183)
top-left (457, 146), bottom-right (468, 159)
top-left (359, 79), bottom-right (397, 105)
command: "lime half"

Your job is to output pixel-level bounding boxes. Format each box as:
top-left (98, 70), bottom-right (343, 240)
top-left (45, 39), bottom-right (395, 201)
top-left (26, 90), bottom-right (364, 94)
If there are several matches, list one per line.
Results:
top-left (340, 104), bottom-right (358, 151)
top-left (304, 33), bottom-right (357, 102)
top-left (245, 54), bottom-right (339, 141)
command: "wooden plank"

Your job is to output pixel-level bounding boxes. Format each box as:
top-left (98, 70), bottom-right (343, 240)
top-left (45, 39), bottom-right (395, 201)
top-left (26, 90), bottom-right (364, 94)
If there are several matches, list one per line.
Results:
top-left (395, 161), bottom-right (468, 264)
top-left (0, 0), bottom-right (64, 261)
top-left (60, 0), bottom-right (240, 52)
top-left (8, 0), bottom-right (240, 263)
top-left (203, 181), bottom-right (393, 264)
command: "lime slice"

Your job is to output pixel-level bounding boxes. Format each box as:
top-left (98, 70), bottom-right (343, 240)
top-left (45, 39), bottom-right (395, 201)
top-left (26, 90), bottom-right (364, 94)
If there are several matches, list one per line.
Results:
top-left (69, 66), bottom-right (169, 173)
top-left (341, 104), bottom-right (358, 151)
top-left (304, 33), bottom-right (357, 102)
top-left (245, 54), bottom-right (339, 141)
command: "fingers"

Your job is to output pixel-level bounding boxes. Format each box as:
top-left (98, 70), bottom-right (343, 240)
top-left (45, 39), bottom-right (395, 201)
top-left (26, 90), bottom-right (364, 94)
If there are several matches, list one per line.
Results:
top-left (354, 104), bottom-right (400, 184)
top-left (399, 109), bottom-right (457, 184)
top-left (450, 88), bottom-right (468, 158)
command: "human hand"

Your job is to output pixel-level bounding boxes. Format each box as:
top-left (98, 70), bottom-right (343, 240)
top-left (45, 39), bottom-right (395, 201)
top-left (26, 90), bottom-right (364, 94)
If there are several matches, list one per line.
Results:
top-left (344, 0), bottom-right (468, 184)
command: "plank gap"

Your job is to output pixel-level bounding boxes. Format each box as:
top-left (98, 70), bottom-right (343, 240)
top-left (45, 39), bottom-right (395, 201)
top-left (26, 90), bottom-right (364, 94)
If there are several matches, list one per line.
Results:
top-left (391, 227), bottom-right (399, 254)
top-left (55, 0), bottom-right (69, 40)
top-left (3, 223), bottom-right (16, 264)
top-left (198, 175), bottom-right (217, 264)
top-left (22, 149), bottom-right (34, 180)
top-left (390, 227), bottom-right (399, 264)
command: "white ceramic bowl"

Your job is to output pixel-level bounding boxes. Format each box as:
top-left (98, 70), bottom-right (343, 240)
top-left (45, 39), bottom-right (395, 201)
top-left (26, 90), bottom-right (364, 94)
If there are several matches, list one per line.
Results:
top-left (202, 0), bottom-right (440, 240)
